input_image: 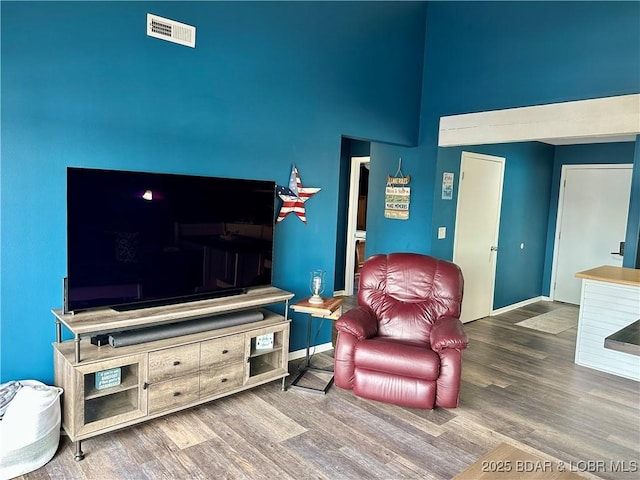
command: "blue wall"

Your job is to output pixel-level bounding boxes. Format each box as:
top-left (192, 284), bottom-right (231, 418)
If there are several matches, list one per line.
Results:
top-left (421, 1), bottom-right (639, 112)
top-left (0, 1), bottom-right (426, 383)
top-left (431, 143), bottom-right (555, 309)
top-left (365, 143), bottom-right (434, 256)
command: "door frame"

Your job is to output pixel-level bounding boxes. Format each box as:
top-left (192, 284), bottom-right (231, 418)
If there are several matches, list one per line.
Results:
top-left (344, 156), bottom-right (370, 296)
top-left (550, 163), bottom-right (633, 301)
top-left (453, 151), bottom-right (505, 322)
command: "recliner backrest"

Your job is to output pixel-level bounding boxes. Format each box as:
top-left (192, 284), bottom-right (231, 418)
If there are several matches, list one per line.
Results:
top-left (357, 253), bottom-right (464, 343)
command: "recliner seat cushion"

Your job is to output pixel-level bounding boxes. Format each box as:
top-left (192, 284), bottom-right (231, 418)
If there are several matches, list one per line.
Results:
top-left (353, 370), bottom-right (436, 409)
top-left (354, 338), bottom-right (440, 381)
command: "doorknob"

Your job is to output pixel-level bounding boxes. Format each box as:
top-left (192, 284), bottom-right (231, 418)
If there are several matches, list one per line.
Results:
top-left (610, 241), bottom-right (625, 256)
top-left (490, 246), bottom-right (498, 252)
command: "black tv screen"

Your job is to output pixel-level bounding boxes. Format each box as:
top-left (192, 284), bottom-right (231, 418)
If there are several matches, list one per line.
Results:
top-left (66, 167), bottom-right (276, 312)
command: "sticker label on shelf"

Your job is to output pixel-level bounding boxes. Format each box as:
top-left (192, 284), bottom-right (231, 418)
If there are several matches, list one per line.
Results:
top-left (256, 333), bottom-right (274, 350)
top-left (95, 367), bottom-right (122, 390)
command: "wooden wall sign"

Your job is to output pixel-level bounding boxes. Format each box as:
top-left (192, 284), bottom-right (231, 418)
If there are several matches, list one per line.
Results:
top-left (384, 159), bottom-right (411, 220)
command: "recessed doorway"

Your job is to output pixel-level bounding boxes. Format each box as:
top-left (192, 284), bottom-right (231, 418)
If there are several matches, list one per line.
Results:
top-left (344, 156), bottom-right (370, 295)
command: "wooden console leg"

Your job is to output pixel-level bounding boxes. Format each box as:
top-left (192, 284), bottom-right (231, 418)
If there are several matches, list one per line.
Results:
top-left (74, 440), bottom-right (84, 461)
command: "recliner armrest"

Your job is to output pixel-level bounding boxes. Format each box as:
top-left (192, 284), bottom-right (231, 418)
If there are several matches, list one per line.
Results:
top-left (335, 306), bottom-right (378, 340)
top-left (430, 316), bottom-right (468, 352)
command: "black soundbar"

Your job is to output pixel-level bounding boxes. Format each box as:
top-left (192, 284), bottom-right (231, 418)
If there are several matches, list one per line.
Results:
top-left (104, 309), bottom-right (264, 348)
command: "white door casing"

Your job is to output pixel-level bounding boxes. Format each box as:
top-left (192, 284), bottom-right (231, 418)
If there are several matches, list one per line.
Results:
top-left (551, 164), bottom-right (633, 304)
top-left (344, 156), bottom-right (370, 296)
top-left (453, 152), bottom-right (505, 323)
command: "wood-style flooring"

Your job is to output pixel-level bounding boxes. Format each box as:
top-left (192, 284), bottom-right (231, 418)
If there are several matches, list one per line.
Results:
top-left (19, 301), bottom-right (640, 480)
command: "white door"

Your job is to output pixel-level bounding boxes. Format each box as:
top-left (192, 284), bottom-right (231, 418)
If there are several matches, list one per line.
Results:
top-left (453, 152), bottom-right (505, 323)
top-left (552, 165), bottom-right (632, 304)
top-left (344, 156), bottom-right (370, 295)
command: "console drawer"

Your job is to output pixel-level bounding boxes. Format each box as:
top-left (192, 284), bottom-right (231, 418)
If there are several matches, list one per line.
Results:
top-left (148, 344), bottom-right (200, 383)
top-left (200, 362), bottom-right (244, 398)
top-left (148, 374), bottom-right (199, 414)
top-left (200, 334), bottom-right (245, 368)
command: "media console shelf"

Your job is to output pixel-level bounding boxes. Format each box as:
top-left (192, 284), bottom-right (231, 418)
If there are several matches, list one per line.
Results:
top-left (52, 286), bottom-right (294, 461)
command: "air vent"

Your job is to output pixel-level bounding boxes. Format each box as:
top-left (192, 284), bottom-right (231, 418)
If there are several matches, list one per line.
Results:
top-left (147, 14), bottom-right (196, 48)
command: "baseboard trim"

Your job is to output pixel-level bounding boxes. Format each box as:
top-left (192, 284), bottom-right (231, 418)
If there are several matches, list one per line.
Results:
top-left (491, 296), bottom-right (547, 316)
top-left (288, 342), bottom-right (333, 361)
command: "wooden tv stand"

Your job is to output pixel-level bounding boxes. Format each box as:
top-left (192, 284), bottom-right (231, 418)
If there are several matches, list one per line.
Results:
top-left (52, 286), bottom-right (294, 461)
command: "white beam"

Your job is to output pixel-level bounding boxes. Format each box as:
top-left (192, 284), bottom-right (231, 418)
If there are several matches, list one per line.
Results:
top-left (438, 94), bottom-right (640, 147)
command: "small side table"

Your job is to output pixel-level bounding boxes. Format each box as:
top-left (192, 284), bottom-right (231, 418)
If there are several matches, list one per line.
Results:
top-left (289, 296), bottom-right (344, 394)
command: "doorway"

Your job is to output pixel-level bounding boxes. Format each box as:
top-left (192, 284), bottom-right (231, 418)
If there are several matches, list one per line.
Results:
top-left (344, 156), bottom-right (370, 295)
top-left (551, 164), bottom-right (633, 304)
top-left (453, 152), bottom-right (505, 323)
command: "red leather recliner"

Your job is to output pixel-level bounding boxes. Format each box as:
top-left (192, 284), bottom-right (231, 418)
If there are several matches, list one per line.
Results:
top-left (334, 253), bottom-right (468, 409)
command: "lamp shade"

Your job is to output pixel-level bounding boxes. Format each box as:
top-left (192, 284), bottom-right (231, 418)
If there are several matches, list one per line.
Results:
top-left (308, 269), bottom-right (326, 304)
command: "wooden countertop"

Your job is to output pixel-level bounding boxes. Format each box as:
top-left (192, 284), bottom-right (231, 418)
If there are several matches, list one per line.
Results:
top-left (575, 265), bottom-right (640, 287)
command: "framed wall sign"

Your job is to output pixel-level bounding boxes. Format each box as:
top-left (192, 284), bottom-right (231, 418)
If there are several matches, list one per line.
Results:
top-left (442, 172), bottom-right (454, 200)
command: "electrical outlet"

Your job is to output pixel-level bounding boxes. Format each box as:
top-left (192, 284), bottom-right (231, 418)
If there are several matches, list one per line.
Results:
top-left (438, 227), bottom-right (446, 239)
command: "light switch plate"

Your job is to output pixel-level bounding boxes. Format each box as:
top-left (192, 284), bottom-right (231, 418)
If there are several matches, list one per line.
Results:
top-left (438, 227), bottom-right (446, 239)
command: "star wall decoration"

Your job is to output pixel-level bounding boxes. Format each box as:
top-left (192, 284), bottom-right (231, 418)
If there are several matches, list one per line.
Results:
top-left (276, 165), bottom-right (320, 224)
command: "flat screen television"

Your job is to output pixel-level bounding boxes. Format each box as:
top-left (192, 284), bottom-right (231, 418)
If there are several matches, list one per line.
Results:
top-left (66, 167), bottom-right (276, 313)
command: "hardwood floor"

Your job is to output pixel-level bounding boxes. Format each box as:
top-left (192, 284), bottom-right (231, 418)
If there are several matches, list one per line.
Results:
top-left (20, 301), bottom-right (639, 479)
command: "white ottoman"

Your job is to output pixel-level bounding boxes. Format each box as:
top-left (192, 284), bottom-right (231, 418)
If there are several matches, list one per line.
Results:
top-left (0, 380), bottom-right (63, 480)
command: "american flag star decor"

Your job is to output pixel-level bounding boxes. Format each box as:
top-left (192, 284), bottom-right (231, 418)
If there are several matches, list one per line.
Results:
top-left (276, 165), bottom-right (320, 224)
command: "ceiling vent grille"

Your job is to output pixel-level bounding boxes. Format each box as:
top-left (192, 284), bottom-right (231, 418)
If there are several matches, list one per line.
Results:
top-left (147, 14), bottom-right (196, 48)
